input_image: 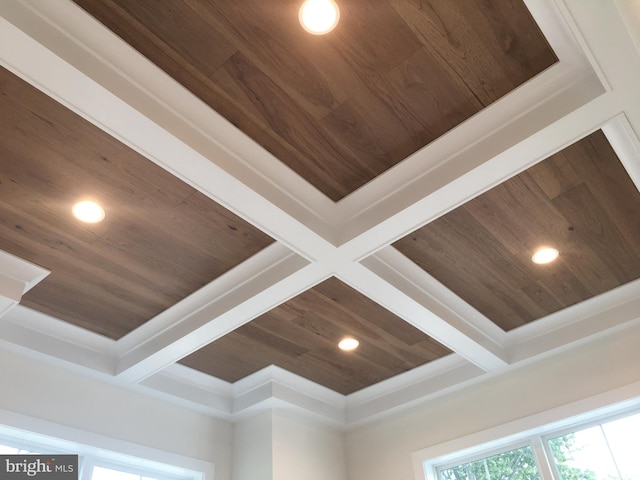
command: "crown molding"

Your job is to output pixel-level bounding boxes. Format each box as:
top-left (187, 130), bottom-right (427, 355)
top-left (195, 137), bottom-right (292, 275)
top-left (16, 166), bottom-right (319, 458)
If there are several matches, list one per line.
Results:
top-left (0, 251), bottom-right (49, 318)
top-left (353, 250), bottom-right (508, 371)
top-left (0, 306), bottom-right (117, 375)
top-left (1, 0), bottom-right (640, 431)
top-left (602, 114), bottom-right (640, 194)
top-left (507, 279), bottom-right (640, 363)
top-left (2, 291), bottom-right (640, 428)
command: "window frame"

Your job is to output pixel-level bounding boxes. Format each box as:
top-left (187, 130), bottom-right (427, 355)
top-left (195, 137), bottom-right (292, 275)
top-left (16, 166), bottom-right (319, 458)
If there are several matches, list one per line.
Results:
top-left (0, 412), bottom-right (210, 480)
top-left (540, 409), bottom-right (640, 480)
top-left (84, 459), bottom-right (196, 480)
top-left (420, 402), bottom-right (640, 480)
top-left (0, 435), bottom-right (200, 480)
top-left (435, 441), bottom-right (541, 480)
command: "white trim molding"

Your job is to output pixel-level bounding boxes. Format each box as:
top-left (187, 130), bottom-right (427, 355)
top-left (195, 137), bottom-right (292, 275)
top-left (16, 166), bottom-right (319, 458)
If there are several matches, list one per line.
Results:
top-left (412, 382), bottom-right (640, 480)
top-left (0, 0), bottom-right (640, 431)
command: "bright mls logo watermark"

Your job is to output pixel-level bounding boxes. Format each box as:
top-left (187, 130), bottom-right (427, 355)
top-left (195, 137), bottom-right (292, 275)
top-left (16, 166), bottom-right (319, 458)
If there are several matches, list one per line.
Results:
top-left (1, 455), bottom-right (78, 480)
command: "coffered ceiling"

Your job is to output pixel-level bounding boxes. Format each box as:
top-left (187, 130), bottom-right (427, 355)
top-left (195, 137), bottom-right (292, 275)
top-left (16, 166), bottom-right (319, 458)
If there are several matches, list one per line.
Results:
top-left (72, 0), bottom-right (556, 201)
top-left (0, 65), bottom-right (274, 339)
top-left (394, 129), bottom-right (640, 332)
top-left (0, 0), bottom-right (639, 425)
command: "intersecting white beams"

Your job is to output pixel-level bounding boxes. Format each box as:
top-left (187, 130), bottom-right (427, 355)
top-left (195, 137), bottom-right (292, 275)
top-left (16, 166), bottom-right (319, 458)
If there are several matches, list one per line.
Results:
top-left (334, 0), bottom-right (605, 243)
top-left (0, 0), bottom-right (518, 378)
top-left (1, 0), bottom-right (640, 421)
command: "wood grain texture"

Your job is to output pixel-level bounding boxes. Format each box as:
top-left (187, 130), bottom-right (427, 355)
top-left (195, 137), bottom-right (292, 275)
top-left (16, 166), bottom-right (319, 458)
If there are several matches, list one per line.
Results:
top-left (0, 67), bottom-right (273, 339)
top-left (180, 277), bottom-right (451, 394)
top-left (73, 0), bottom-right (556, 201)
top-left (394, 130), bottom-right (640, 331)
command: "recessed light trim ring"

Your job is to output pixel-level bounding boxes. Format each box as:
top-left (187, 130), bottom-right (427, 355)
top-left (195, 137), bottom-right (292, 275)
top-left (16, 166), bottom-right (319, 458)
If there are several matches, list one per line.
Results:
top-left (532, 246), bottom-right (559, 264)
top-left (72, 200), bottom-right (105, 223)
top-left (299, 0), bottom-right (340, 35)
top-left (338, 337), bottom-right (359, 351)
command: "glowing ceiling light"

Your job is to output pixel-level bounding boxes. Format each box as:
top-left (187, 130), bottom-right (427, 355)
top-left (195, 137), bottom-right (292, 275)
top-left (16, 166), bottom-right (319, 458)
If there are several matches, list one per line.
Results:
top-left (532, 247), bottom-right (559, 264)
top-left (338, 337), bottom-right (359, 351)
top-left (299, 0), bottom-right (340, 35)
top-left (72, 200), bottom-right (105, 223)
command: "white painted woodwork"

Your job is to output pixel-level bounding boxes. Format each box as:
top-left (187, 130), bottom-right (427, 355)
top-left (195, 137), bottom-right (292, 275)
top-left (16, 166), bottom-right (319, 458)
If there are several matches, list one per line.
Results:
top-left (0, 0), bottom-right (639, 432)
top-left (0, 250), bottom-right (49, 317)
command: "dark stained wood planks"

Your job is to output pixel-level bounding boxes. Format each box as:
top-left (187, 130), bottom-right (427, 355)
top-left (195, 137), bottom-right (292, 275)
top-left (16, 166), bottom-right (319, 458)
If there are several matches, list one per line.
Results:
top-left (180, 277), bottom-right (451, 394)
top-left (394, 130), bottom-right (640, 331)
top-left (73, 0), bottom-right (557, 201)
top-left (0, 66), bottom-right (273, 339)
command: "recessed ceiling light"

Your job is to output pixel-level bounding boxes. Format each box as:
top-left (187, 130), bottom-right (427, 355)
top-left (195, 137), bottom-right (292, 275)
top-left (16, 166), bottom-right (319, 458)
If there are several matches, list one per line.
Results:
top-left (299, 0), bottom-right (340, 35)
top-left (532, 247), bottom-right (559, 264)
top-left (72, 200), bottom-right (105, 223)
top-left (338, 337), bottom-right (359, 351)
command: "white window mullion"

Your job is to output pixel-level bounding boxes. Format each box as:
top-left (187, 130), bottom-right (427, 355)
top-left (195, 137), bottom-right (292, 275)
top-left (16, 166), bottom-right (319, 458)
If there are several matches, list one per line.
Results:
top-left (422, 405), bottom-right (640, 480)
top-left (0, 420), bottom-right (208, 480)
top-left (80, 454), bottom-right (96, 480)
top-left (599, 425), bottom-right (624, 480)
top-left (530, 436), bottom-right (556, 480)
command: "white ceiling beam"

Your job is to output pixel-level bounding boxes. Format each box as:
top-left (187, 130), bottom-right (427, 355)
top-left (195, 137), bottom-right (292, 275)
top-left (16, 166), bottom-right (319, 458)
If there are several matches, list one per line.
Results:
top-left (336, 81), bottom-right (617, 260)
top-left (337, 258), bottom-right (509, 372)
top-left (116, 245), bottom-right (316, 382)
top-left (603, 115), bottom-right (640, 194)
top-left (0, 0), bottom-right (338, 259)
top-left (0, 0), bottom-right (639, 426)
top-left (0, 0), bottom-right (520, 381)
top-left (0, 306), bottom-right (116, 375)
top-left (507, 279), bottom-right (640, 363)
top-left (334, 0), bottom-right (604, 244)
top-left (563, 0), bottom-right (640, 150)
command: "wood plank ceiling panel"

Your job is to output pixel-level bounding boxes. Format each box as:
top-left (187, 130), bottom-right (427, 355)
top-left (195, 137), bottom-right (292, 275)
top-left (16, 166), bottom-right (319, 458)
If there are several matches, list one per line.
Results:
top-left (0, 67), bottom-right (274, 339)
top-left (180, 277), bottom-right (451, 394)
top-left (73, 0), bottom-right (557, 201)
top-left (394, 130), bottom-right (640, 331)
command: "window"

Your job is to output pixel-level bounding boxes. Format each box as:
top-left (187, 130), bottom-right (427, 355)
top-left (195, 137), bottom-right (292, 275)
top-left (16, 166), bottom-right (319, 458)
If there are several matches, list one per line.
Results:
top-left (0, 435), bottom-right (201, 480)
top-left (0, 444), bottom-right (38, 455)
top-left (428, 408), bottom-right (640, 480)
top-left (546, 412), bottom-right (640, 480)
top-left (91, 465), bottom-right (168, 480)
top-left (440, 445), bottom-right (540, 480)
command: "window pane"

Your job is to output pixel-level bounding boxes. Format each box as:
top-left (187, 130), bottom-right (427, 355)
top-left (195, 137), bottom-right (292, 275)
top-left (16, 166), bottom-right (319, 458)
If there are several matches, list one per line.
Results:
top-left (440, 446), bottom-right (540, 480)
top-left (602, 413), bottom-right (640, 480)
top-left (92, 466), bottom-right (159, 480)
top-left (0, 444), bottom-right (19, 454)
top-left (549, 428), bottom-right (618, 480)
top-left (0, 444), bottom-right (39, 454)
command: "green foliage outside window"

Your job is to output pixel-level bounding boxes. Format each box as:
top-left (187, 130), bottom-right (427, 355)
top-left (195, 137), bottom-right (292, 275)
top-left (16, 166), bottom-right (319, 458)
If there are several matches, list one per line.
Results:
top-left (440, 445), bottom-right (539, 480)
top-left (440, 436), bottom-right (596, 480)
top-left (549, 435), bottom-right (597, 480)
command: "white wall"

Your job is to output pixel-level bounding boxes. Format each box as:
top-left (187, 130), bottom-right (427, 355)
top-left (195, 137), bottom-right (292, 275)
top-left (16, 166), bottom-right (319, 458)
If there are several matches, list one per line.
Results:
top-left (232, 411), bottom-right (273, 480)
top-left (273, 410), bottom-right (346, 480)
top-left (2, 323), bottom-right (640, 480)
top-left (0, 348), bottom-right (232, 480)
top-left (231, 409), bottom-right (346, 480)
top-left (345, 322), bottom-right (640, 480)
